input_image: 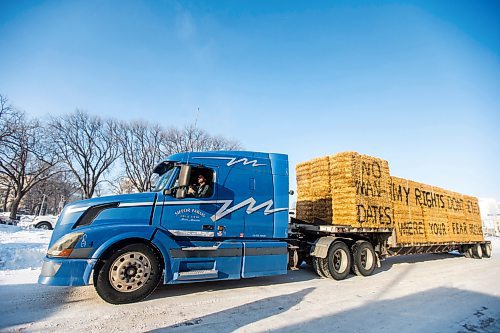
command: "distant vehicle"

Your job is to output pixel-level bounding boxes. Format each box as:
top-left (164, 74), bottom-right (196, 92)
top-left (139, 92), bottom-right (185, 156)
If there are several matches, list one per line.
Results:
top-left (18, 215), bottom-right (58, 230)
top-left (0, 212), bottom-right (21, 225)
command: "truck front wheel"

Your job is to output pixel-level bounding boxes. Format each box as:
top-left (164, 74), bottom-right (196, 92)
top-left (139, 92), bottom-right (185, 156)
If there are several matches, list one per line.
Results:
top-left (327, 241), bottom-right (351, 280)
top-left (95, 243), bottom-right (162, 304)
top-left (352, 241), bottom-right (376, 277)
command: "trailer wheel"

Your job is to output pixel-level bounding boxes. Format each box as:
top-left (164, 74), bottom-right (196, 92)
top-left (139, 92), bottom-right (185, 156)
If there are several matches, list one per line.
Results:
top-left (464, 246), bottom-right (473, 258)
top-left (312, 257), bottom-right (327, 278)
top-left (352, 241), bottom-right (376, 277)
top-left (327, 241), bottom-right (352, 280)
top-left (319, 257), bottom-right (333, 279)
top-left (481, 243), bottom-right (492, 258)
top-left (95, 243), bottom-right (162, 304)
top-left (471, 243), bottom-right (483, 259)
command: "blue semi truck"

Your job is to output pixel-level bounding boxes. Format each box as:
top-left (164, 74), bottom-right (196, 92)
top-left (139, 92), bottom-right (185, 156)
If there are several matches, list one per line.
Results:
top-left (39, 151), bottom-right (492, 304)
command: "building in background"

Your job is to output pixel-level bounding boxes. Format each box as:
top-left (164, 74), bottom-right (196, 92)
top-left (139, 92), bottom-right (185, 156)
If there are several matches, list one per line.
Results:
top-left (479, 198), bottom-right (500, 237)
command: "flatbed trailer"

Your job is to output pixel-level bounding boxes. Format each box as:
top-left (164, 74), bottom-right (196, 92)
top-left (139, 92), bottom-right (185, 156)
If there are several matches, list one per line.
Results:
top-left (287, 219), bottom-right (492, 279)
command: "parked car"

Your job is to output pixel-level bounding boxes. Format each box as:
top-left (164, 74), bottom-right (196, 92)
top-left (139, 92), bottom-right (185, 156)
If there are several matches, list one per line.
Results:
top-left (0, 212), bottom-right (21, 225)
top-left (18, 215), bottom-right (58, 230)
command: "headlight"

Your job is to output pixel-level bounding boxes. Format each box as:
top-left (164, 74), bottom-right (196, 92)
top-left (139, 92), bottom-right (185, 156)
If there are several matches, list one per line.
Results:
top-left (47, 232), bottom-right (84, 258)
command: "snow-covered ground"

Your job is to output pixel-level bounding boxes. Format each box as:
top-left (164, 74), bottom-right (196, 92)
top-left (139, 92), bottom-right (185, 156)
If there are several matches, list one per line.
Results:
top-left (0, 225), bottom-right (499, 332)
top-left (0, 224), bottom-right (51, 270)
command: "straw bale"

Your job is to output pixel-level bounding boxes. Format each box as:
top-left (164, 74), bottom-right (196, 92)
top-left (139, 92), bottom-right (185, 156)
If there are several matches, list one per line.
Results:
top-left (296, 161), bottom-right (313, 200)
top-left (463, 195), bottom-right (483, 242)
top-left (329, 152), bottom-right (392, 228)
top-left (445, 190), bottom-right (467, 243)
top-left (296, 151), bottom-right (483, 244)
top-left (391, 177), bottom-right (426, 244)
top-left (418, 183), bottom-right (449, 244)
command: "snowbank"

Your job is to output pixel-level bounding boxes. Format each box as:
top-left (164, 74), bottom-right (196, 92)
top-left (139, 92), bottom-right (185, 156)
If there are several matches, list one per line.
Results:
top-left (0, 224), bottom-right (51, 270)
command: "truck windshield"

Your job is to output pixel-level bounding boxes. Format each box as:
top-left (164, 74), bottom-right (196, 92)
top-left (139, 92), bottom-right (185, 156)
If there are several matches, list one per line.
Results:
top-left (153, 167), bottom-right (176, 191)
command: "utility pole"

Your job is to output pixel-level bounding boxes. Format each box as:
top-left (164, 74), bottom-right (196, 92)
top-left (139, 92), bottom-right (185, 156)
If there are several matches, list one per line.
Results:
top-left (38, 194), bottom-right (46, 216)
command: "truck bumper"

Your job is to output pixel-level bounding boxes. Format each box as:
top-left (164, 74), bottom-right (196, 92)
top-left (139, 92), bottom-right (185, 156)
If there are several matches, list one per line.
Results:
top-left (38, 257), bottom-right (98, 286)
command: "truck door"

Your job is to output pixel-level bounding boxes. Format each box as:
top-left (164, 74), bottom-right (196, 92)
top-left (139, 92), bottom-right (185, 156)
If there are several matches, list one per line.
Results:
top-left (160, 165), bottom-right (218, 237)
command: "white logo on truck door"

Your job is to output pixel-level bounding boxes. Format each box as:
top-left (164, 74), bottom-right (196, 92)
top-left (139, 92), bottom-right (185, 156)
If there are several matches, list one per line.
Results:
top-left (159, 197), bottom-right (287, 221)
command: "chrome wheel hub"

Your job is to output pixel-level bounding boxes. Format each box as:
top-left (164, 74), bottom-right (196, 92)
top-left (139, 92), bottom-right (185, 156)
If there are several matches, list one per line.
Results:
top-left (109, 251), bottom-right (151, 293)
top-left (333, 249), bottom-right (348, 273)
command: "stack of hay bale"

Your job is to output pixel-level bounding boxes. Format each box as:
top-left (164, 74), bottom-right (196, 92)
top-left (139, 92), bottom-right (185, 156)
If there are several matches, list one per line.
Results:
top-left (419, 184), bottom-right (450, 244)
top-left (330, 152), bottom-right (392, 228)
top-left (295, 151), bottom-right (484, 245)
top-left (296, 152), bottom-right (392, 228)
top-left (446, 190), bottom-right (467, 243)
top-left (463, 195), bottom-right (483, 242)
top-left (390, 177), bottom-right (426, 244)
top-left (295, 162), bottom-right (314, 221)
top-left (390, 179), bottom-right (483, 245)
top-left (310, 157), bottom-right (332, 222)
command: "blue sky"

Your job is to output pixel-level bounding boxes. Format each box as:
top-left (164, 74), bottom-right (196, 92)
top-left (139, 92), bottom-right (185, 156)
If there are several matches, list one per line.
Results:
top-left (1, 0), bottom-right (499, 200)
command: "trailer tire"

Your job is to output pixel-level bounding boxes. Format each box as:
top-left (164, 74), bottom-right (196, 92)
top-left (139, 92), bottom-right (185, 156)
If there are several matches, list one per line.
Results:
top-left (95, 243), bottom-right (162, 304)
top-left (312, 257), bottom-right (326, 278)
top-left (471, 243), bottom-right (483, 259)
top-left (352, 241), bottom-right (376, 277)
top-left (319, 257), bottom-right (333, 279)
top-left (326, 241), bottom-right (351, 281)
top-left (481, 243), bottom-right (492, 258)
top-left (464, 246), bottom-right (473, 258)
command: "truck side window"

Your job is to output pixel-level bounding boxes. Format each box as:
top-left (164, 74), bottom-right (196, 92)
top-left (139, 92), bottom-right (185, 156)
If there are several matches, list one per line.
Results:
top-left (186, 167), bottom-right (214, 199)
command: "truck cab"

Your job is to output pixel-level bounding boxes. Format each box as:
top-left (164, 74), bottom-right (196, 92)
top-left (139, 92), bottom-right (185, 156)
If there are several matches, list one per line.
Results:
top-left (39, 151), bottom-right (290, 304)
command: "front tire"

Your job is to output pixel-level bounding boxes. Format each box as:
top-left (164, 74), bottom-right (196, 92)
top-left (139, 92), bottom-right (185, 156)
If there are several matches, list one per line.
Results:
top-left (35, 222), bottom-right (52, 230)
top-left (95, 243), bottom-right (162, 304)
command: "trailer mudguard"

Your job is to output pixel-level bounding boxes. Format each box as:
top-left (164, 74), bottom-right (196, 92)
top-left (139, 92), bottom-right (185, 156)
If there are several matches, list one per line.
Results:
top-left (310, 236), bottom-right (337, 259)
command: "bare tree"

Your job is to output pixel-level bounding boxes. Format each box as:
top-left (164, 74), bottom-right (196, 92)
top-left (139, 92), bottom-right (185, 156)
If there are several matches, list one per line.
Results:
top-left (0, 111), bottom-right (63, 219)
top-left (1, 95), bottom-right (19, 145)
top-left (116, 121), bottom-right (241, 193)
top-left (0, 95), bottom-right (14, 212)
top-left (1, 183), bottom-right (12, 212)
top-left (23, 172), bottom-right (80, 215)
top-left (49, 110), bottom-right (121, 199)
top-left (163, 123), bottom-right (241, 154)
top-left (0, 95), bottom-right (9, 117)
top-left (115, 121), bottom-right (166, 192)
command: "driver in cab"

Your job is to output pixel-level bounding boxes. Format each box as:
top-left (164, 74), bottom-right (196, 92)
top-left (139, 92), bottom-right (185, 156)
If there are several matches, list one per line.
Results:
top-left (188, 174), bottom-right (211, 198)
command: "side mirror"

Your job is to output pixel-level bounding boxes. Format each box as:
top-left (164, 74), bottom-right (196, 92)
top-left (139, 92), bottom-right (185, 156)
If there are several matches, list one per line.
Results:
top-left (175, 164), bottom-right (192, 199)
top-left (178, 165), bottom-right (191, 187)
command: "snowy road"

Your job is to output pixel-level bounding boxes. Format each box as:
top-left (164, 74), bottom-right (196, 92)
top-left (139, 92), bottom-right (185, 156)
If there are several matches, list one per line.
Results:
top-left (0, 226), bottom-right (499, 332)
